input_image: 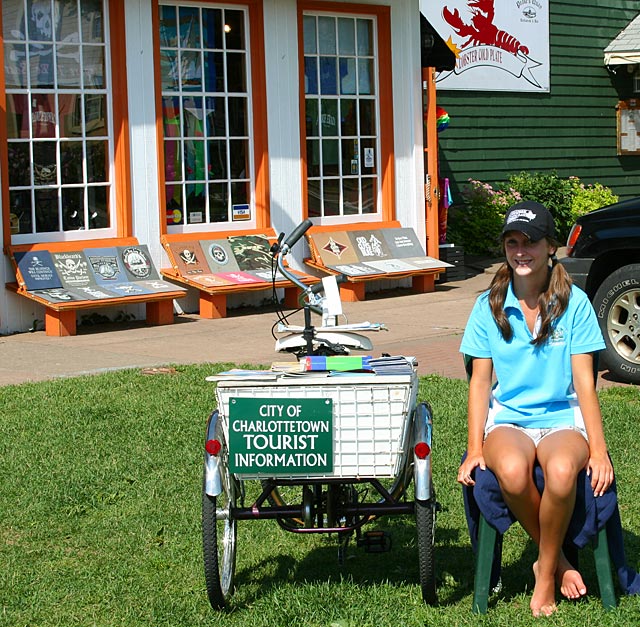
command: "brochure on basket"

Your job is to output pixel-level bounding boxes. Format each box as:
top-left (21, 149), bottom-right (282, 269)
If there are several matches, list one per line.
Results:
top-left (368, 355), bottom-right (417, 375)
top-left (302, 355), bottom-right (373, 372)
top-left (205, 369), bottom-right (280, 382)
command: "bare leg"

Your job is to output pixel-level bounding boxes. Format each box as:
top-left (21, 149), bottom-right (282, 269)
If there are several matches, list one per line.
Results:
top-left (484, 427), bottom-right (589, 616)
top-left (483, 428), bottom-right (554, 614)
top-left (483, 427), bottom-right (541, 539)
top-left (536, 430), bottom-right (590, 607)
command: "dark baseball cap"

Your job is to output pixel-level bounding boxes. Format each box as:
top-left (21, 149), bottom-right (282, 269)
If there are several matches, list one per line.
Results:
top-left (501, 201), bottom-right (556, 242)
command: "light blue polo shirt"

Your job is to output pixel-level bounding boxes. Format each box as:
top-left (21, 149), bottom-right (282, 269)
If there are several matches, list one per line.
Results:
top-left (459, 284), bottom-right (605, 428)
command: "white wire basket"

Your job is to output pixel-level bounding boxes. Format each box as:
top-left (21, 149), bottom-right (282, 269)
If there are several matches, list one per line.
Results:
top-left (214, 373), bottom-right (418, 480)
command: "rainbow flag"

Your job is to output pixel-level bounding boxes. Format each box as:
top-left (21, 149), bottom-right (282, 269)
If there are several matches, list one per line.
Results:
top-left (436, 106), bottom-right (450, 132)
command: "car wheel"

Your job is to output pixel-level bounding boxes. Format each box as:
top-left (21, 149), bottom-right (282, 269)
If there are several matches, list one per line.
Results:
top-left (592, 264), bottom-right (640, 384)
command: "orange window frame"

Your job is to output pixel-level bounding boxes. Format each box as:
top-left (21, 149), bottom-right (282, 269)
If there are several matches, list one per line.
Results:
top-left (297, 0), bottom-right (395, 223)
top-left (152, 0), bottom-right (270, 240)
top-left (0, 0), bottom-right (133, 251)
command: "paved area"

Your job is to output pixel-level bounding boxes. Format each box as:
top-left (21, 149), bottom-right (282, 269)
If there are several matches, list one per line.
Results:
top-left (0, 258), bottom-right (630, 388)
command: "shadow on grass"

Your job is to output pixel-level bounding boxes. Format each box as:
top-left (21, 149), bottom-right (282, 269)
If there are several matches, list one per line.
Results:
top-left (229, 511), bottom-right (640, 612)
top-left (228, 513), bottom-right (476, 609)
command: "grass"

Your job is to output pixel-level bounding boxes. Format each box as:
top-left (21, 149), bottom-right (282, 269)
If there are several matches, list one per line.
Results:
top-left (0, 365), bottom-right (638, 627)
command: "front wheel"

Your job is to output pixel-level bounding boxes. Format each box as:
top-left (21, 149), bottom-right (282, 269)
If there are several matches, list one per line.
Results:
top-left (202, 458), bottom-right (238, 609)
top-left (416, 497), bottom-right (437, 605)
top-left (592, 264), bottom-right (640, 384)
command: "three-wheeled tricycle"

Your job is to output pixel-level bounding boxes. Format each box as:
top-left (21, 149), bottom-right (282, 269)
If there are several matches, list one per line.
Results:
top-left (201, 220), bottom-right (437, 608)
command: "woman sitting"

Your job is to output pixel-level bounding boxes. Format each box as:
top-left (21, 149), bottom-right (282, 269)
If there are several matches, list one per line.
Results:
top-left (457, 201), bottom-right (614, 617)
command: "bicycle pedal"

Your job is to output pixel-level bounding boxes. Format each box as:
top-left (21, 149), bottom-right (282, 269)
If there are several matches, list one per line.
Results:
top-left (357, 530), bottom-right (392, 553)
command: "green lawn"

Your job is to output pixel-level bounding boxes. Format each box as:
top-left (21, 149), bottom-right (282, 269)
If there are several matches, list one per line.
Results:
top-left (1, 365), bottom-right (638, 627)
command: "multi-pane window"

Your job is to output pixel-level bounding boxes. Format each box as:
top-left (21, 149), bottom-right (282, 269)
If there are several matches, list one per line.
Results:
top-left (303, 13), bottom-right (379, 219)
top-left (159, 2), bottom-right (252, 228)
top-left (3, 0), bottom-right (113, 238)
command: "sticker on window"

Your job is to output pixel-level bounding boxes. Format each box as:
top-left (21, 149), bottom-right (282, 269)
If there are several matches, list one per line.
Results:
top-left (364, 148), bottom-right (374, 168)
top-left (233, 204), bottom-right (251, 221)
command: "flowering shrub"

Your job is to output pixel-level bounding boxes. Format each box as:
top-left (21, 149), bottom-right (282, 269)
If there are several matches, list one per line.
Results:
top-left (446, 179), bottom-right (521, 255)
top-left (446, 173), bottom-right (618, 256)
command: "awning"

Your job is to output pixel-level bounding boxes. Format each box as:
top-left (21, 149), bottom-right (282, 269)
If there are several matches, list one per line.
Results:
top-left (420, 14), bottom-right (456, 71)
top-left (604, 13), bottom-right (640, 66)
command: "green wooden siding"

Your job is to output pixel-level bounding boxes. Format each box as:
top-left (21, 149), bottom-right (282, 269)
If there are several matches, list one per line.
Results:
top-left (436, 0), bottom-right (640, 203)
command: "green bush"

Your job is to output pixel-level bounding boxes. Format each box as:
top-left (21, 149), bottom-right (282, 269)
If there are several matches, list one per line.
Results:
top-left (446, 172), bottom-right (618, 256)
top-left (568, 177), bottom-right (619, 223)
top-left (506, 170), bottom-right (574, 240)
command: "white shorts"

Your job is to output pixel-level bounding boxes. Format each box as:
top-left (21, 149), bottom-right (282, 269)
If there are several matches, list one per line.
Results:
top-left (484, 414), bottom-right (588, 447)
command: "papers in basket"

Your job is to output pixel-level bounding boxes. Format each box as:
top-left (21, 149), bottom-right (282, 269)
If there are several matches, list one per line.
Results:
top-left (205, 356), bottom-right (416, 382)
top-left (205, 369), bottom-right (280, 381)
top-left (368, 355), bottom-right (417, 375)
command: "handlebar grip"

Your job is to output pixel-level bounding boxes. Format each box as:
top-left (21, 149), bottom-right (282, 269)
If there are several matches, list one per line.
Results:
top-left (283, 219), bottom-right (313, 249)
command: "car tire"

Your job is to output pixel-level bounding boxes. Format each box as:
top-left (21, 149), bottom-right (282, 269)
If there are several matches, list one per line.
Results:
top-left (592, 264), bottom-right (640, 384)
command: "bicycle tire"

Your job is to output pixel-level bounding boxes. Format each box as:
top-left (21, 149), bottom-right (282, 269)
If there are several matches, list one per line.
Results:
top-left (416, 496), bottom-right (437, 605)
top-left (202, 464), bottom-right (238, 608)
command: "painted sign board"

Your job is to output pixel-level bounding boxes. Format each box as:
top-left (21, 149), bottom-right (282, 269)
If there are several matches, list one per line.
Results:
top-left (228, 397), bottom-right (333, 475)
top-left (421, 0), bottom-right (549, 92)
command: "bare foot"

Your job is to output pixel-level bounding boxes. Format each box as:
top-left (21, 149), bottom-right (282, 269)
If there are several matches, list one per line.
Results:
top-left (556, 553), bottom-right (587, 600)
top-left (531, 561), bottom-right (558, 617)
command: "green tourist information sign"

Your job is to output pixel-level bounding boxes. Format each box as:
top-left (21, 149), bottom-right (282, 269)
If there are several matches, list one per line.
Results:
top-left (228, 397), bottom-right (334, 474)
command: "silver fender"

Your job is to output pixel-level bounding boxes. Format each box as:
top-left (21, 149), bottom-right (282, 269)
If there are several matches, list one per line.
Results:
top-left (204, 409), bottom-right (222, 497)
top-left (413, 402), bottom-right (433, 501)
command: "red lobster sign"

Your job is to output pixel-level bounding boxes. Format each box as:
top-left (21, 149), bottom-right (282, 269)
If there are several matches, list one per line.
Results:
top-left (443, 0), bottom-right (529, 56)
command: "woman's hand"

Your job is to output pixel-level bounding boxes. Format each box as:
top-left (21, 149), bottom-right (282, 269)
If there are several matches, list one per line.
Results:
top-left (587, 451), bottom-right (614, 497)
top-left (457, 452), bottom-right (486, 486)
top-left (459, 357), bottom-right (493, 487)
top-left (571, 353), bottom-right (615, 498)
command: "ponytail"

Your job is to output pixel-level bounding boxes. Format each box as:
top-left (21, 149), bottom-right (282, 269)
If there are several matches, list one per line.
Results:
top-left (488, 263), bottom-right (514, 341)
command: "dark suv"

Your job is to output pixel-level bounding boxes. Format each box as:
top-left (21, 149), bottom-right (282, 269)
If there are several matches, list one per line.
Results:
top-left (560, 197), bottom-right (640, 384)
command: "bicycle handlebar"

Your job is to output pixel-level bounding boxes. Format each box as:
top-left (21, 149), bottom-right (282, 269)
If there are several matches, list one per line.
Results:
top-left (283, 219), bottom-right (313, 251)
top-left (275, 221), bottom-right (314, 296)
top-left (275, 220), bottom-right (342, 314)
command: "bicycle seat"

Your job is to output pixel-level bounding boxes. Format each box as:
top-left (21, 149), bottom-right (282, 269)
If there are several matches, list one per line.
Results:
top-left (275, 329), bottom-right (373, 353)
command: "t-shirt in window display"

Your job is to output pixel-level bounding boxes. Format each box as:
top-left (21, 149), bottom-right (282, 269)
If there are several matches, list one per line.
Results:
top-left (3, 0), bottom-right (112, 238)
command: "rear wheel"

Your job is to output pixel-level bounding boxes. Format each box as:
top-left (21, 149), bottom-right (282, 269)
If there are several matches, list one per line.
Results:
top-left (416, 497), bottom-right (437, 605)
top-left (202, 452), bottom-right (238, 609)
top-left (592, 264), bottom-right (640, 384)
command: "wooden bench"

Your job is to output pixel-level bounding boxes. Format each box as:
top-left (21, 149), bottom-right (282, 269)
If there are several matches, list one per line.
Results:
top-left (160, 229), bottom-right (317, 319)
top-left (304, 221), bottom-right (450, 302)
top-left (6, 238), bottom-right (187, 336)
